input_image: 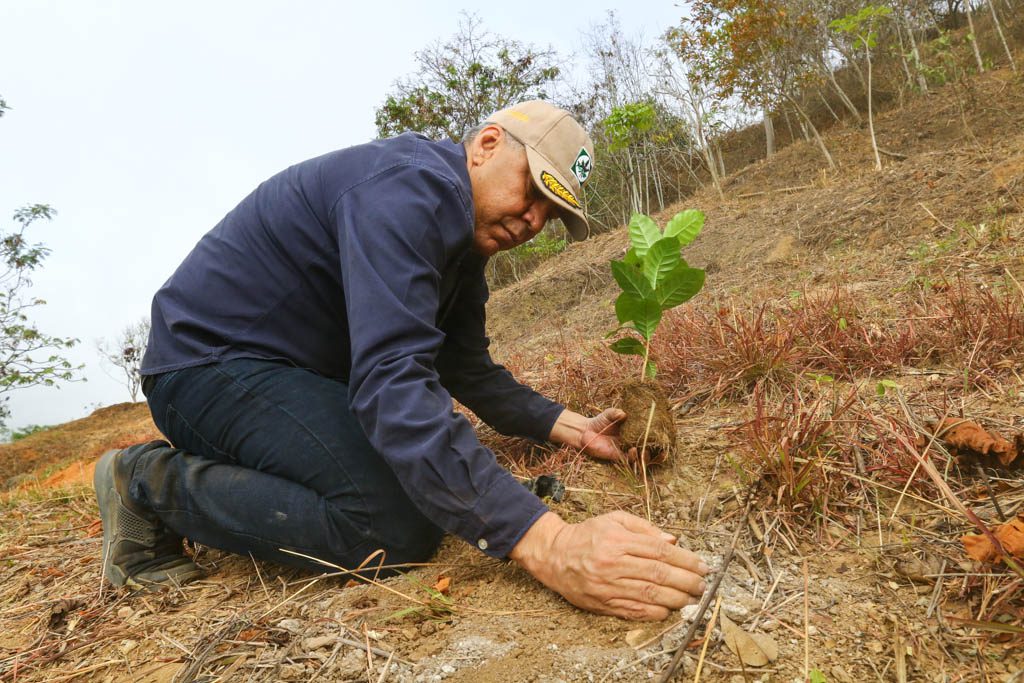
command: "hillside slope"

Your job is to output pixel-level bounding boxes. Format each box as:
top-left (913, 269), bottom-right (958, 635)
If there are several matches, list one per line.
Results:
top-left (1, 68), bottom-right (1023, 683)
top-left (488, 68), bottom-right (1024, 360)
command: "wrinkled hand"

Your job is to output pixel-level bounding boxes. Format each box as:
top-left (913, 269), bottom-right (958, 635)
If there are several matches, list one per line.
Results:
top-left (579, 408), bottom-right (628, 461)
top-left (509, 511), bottom-right (709, 621)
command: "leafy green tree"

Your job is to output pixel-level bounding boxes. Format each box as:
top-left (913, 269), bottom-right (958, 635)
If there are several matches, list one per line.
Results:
top-left (374, 13), bottom-right (560, 141)
top-left (0, 96), bottom-right (81, 426)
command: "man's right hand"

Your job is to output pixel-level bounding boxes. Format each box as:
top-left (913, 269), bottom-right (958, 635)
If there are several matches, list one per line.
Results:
top-left (508, 510), bottom-right (710, 621)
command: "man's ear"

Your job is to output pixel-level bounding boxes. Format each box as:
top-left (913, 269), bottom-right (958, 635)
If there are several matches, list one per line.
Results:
top-left (468, 124), bottom-right (504, 167)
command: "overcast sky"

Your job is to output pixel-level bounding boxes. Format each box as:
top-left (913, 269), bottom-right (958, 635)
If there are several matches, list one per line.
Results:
top-left (0, 0), bottom-right (682, 430)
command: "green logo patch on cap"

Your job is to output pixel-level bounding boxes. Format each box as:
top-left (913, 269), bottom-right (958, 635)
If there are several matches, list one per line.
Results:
top-left (571, 147), bottom-right (592, 185)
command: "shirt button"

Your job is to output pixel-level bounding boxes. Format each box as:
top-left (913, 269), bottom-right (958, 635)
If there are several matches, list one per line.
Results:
top-left (477, 538), bottom-right (488, 550)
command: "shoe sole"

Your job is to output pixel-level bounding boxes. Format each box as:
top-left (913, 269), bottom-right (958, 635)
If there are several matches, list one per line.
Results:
top-left (94, 449), bottom-right (129, 587)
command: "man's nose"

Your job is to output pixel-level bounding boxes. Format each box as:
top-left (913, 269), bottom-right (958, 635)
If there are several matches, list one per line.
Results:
top-left (523, 200), bottom-right (552, 233)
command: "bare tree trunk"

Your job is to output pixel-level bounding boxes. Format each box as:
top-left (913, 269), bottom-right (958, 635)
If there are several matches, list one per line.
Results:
top-left (783, 105), bottom-right (798, 142)
top-left (715, 144), bottom-right (726, 180)
top-left (786, 93), bottom-right (836, 169)
top-left (865, 41), bottom-right (882, 171)
top-left (986, 0), bottom-right (1017, 73)
top-left (901, 5), bottom-right (929, 92)
top-left (817, 88), bottom-right (842, 123)
top-left (627, 148), bottom-right (642, 215)
top-left (894, 12), bottom-right (916, 97)
top-left (763, 107), bottom-right (776, 157)
top-left (825, 66), bottom-right (863, 124)
top-left (965, 2), bottom-right (986, 73)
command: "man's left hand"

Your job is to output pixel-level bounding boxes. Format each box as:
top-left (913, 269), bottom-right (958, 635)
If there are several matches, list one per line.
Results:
top-left (549, 408), bottom-right (627, 462)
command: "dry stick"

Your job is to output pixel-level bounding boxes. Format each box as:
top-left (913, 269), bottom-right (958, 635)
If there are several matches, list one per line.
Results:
top-left (974, 464), bottom-right (1007, 523)
top-left (803, 560), bottom-right (811, 683)
top-left (918, 202), bottom-right (953, 231)
top-left (639, 399), bottom-right (657, 522)
top-left (1004, 267), bottom-right (1024, 303)
top-left (656, 490), bottom-right (753, 683)
top-left (736, 184), bottom-right (813, 199)
top-left (655, 543), bottom-right (737, 683)
top-left (375, 652), bottom-right (395, 683)
top-left (692, 594), bottom-right (722, 683)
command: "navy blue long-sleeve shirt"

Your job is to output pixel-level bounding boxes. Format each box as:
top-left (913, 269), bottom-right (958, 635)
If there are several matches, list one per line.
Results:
top-left (142, 134), bottom-right (564, 557)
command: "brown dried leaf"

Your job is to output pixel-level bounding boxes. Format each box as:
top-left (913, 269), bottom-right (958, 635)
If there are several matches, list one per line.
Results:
top-left (432, 575), bottom-right (451, 595)
top-left (927, 418), bottom-right (1020, 467)
top-left (962, 513), bottom-right (1024, 563)
top-left (720, 613), bottom-right (778, 666)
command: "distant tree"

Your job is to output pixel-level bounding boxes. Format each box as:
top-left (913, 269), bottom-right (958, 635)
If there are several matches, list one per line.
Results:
top-left (374, 12), bottom-right (561, 141)
top-left (97, 317), bottom-right (150, 402)
top-left (831, 5), bottom-right (893, 171)
top-left (0, 204), bottom-right (81, 426)
top-left (9, 423), bottom-right (52, 441)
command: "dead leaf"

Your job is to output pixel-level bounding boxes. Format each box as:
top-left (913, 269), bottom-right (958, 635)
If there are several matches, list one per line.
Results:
top-left (962, 513), bottom-right (1024, 563)
top-left (925, 419), bottom-right (1020, 467)
top-left (624, 628), bottom-right (647, 648)
top-left (720, 613), bottom-right (778, 666)
top-left (432, 575), bottom-right (451, 595)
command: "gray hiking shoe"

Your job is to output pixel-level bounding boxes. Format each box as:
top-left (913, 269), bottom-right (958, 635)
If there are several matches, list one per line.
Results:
top-left (94, 444), bottom-right (204, 589)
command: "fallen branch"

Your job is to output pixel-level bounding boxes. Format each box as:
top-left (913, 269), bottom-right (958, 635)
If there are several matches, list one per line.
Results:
top-left (656, 489), bottom-right (754, 683)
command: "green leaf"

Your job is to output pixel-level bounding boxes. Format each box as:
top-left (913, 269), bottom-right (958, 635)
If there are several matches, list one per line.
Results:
top-left (628, 213), bottom-right (660, 257)
top-left (615, 292), bottom-right (661, 339)
top-left (622, 247), bottom-right (640, 267)
top-left (609, 337), bottom-right (646, 357)
top-left (809, 668), bottom-right (828, 683)
top-left (655, 265), bottom-right (706, 309)
top-left (663, 209), bottom-right (704, 247)
top-left (642, 236), bottom-right (681, 289)
top-left (611, 260), bottom-right (654, 300)
top-left (876, 379), bottom-right (900, 396)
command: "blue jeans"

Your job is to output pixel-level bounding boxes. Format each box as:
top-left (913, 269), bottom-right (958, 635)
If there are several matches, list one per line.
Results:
top-left (131, 358), bottom-right (444, 574)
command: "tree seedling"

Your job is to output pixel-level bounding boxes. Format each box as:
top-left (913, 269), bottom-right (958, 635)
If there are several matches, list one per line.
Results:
top-left (608, 210), bottom-right (706, 465)
top-left (608, 209), bottom-right (706, 379)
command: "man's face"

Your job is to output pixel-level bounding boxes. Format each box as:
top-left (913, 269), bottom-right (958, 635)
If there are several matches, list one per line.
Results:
top-left (466, 126), bottom-right (557, 257)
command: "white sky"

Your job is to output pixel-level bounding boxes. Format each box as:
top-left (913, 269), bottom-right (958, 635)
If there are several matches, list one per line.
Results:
top-left (0, 0), bottom-right (682, 430)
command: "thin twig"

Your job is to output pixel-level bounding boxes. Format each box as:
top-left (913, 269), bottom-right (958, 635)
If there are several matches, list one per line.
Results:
top-left (656, 490), bottom-right (754, 683)
top-left (918, 202), bottom-right (952, 231)
top-left (692, 594), bottom-right (722, 683)
top-left (640, 399), bottom-right (657, 522)
top-left (803, 560), bottom-right (810, 683)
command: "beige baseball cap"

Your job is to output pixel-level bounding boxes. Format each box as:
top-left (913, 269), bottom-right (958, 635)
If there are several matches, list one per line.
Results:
top-left (486, 100), bottom-right (594, 241)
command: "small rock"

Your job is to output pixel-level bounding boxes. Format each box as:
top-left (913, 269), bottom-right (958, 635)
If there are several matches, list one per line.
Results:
top-left (680, 604), bottom-right (701, 620)
top-left (302, 636), bottom-right (335, 651)
top-left (440, 663), bottom-right (456, 674)
top-left (116, 606), bottom-right (134, 620)
top-left (276, 618), bottom-right (303, 632)
top-left (722, 602), bottom-right (750, 622)
top-left (279, 663), bottom-right (306, 681)
top-left (625, 629), bottom-right (647, 648)
top-left (119, 639), bottom-right (138, 655)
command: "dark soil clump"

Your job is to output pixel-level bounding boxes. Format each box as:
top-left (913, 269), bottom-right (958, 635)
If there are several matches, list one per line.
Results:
top-left (618, 380), bottom-right (675, 464)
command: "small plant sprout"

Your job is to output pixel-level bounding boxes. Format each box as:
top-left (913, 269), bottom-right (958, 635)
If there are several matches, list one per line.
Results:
top-left (608, 210), bottom-right (707, 380)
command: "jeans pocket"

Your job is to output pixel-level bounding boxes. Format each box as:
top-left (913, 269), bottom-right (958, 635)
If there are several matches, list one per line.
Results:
top-left (164, 403), bottom-right (238, 464)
